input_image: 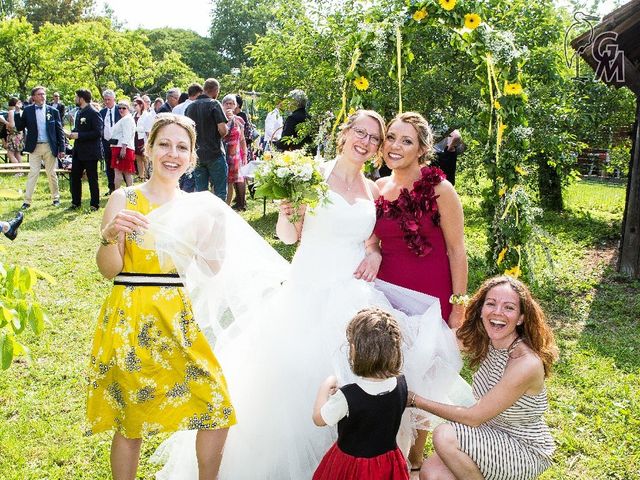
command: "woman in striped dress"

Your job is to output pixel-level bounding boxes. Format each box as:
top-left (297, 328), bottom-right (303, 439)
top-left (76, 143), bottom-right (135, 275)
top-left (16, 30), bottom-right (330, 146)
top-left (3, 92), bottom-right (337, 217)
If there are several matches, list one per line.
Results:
top-left (411, 275), bottom-right (558, 480)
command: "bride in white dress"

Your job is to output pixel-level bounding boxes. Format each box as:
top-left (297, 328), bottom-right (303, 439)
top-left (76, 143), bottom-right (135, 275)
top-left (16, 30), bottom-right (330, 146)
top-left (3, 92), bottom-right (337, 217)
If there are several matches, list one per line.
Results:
top-left (148, 110), bottom-right (471, 479)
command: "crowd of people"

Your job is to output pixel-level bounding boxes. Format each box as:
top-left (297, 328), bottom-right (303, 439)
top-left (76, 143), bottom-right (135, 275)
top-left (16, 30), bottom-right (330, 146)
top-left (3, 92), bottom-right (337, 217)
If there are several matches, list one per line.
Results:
top-left (2, 83), bottom-right (558, 480)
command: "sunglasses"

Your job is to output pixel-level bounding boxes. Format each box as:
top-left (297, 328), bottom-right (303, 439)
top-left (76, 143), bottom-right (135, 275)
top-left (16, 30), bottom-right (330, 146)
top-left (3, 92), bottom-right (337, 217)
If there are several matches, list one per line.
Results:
top-left (118, 106), bottom-right (128, 110)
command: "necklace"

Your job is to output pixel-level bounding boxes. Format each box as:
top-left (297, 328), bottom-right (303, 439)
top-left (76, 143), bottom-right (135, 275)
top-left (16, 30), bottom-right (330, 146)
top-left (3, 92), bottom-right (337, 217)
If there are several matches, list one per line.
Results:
top-left (333, 171), bottom-right (359, 191)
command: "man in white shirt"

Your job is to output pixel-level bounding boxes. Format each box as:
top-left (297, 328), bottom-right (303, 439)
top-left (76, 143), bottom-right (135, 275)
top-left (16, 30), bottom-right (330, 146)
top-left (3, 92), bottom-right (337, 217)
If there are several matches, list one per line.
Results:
top-left (263, 102), bottom-right (283, 151)
top-left (172, 83), bottom-right (203, 116)
top-left (99, 89), bottom-right (121, 195)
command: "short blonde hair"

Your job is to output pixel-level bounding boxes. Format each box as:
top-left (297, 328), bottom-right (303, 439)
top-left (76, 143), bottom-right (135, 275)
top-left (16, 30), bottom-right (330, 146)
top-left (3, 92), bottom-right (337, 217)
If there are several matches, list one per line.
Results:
top-left (146, 113), bottom-right (198, 169)
top-left (386, 112), bottom-right (434, 165)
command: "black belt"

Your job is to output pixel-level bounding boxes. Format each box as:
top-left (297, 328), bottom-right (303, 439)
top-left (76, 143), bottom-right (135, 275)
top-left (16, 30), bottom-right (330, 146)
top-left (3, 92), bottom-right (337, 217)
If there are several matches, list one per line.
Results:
top-left (114, 272), bottom-right (184, 287)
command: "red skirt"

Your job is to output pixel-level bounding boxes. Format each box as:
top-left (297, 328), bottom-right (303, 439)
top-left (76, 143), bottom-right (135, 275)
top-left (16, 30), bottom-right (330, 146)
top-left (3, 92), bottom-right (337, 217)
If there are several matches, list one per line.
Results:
top-left (110, 146), bottom-right (136, 173)
top-left (313, 443), bottom-right (409, 480)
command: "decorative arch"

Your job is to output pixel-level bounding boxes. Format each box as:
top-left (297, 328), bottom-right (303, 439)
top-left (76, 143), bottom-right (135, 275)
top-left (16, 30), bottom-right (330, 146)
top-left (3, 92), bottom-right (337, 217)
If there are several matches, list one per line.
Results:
top-left (333, 1), bottom-right (534, 279)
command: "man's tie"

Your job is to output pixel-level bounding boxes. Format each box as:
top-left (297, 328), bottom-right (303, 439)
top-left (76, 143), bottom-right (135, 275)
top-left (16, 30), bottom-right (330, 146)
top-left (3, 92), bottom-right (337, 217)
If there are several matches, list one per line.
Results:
top-left (109, 110), bottom-right (113, 127)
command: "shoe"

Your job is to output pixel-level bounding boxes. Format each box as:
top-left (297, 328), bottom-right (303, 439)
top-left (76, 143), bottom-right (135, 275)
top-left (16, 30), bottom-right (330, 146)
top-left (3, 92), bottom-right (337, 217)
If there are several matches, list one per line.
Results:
top-left (104, 190), bottom-right (114, 197)
top-left (52, 200), bottom-right (61, 207)
top-left (4, 211), bottom-right (24, 241)
top-left (90, 206), bottom-right (99, 212)
top-left (67, 204), bottom-right (80, 211)
top-left (20, 203), bottom-right (30, 210)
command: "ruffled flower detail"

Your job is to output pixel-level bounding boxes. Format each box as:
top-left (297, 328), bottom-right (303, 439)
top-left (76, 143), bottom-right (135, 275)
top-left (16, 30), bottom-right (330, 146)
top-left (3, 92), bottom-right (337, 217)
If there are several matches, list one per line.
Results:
top-left (375, 166), bottom-right (445, 257)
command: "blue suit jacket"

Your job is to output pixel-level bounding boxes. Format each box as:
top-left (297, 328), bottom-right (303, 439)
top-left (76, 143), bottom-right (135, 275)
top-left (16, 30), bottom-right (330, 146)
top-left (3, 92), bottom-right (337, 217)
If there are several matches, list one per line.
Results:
top-left (14, 104), bottom-right (65, 156)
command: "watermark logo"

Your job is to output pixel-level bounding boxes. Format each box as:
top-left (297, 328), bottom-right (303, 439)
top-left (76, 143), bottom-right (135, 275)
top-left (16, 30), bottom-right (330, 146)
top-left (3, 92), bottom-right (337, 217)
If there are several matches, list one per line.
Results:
top-left (564, 11), bottom-right (626, 84)
top-left (593, 31), bottom-right (625, 83)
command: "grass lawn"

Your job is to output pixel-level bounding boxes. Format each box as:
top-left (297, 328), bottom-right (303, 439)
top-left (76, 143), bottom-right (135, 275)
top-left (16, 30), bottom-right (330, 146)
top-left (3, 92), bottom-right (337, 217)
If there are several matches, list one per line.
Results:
top-left (0, 173), bottom-right (638, 479)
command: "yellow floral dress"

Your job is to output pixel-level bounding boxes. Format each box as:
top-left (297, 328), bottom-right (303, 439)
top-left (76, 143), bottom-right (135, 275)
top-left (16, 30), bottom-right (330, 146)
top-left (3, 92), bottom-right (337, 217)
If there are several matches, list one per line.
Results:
top-left (86, 187), bottom-right (236, 438)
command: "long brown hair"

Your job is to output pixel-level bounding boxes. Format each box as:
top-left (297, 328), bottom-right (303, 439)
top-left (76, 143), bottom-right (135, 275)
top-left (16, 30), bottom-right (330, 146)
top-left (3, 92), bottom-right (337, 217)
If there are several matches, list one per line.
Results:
top-left (346, 307), bottom-right (403, 379)
top-left (457, 276), bottom-right (558, 377)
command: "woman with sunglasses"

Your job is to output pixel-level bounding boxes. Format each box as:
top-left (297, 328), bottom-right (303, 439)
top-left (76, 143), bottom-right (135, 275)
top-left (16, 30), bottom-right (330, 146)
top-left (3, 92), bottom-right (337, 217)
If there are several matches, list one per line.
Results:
top-left (110, 100), bottom-right (136, 189)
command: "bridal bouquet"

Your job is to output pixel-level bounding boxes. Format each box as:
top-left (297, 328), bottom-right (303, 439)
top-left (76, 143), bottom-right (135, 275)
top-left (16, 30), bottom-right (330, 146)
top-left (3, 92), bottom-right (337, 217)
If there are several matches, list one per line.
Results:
top-left (254, 150), bottom-right (329, 223)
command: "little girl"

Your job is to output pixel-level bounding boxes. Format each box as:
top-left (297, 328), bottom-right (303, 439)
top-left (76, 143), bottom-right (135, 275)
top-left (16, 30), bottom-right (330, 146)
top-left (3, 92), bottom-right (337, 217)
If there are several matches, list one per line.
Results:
top-left (312, 307), bottom-right (410, 479)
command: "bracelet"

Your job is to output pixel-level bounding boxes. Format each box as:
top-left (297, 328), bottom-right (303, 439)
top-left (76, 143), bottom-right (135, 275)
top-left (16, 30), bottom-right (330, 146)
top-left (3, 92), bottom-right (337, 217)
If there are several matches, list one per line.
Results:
top-left (449, 293), bottom-right (470, 306)
top-left (409, 393), bottom-right (417, 408)
top-left (100, 232), bottom-right (118, 246)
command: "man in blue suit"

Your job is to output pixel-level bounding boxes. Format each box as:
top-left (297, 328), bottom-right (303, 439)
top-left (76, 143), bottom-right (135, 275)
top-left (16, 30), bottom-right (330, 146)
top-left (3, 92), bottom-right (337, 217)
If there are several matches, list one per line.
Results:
top-left (66, 89), bottom-right (103, 211)
top-left (99, 89), bottom-right (121, 195)
top-left (9, 86), bottom-right (66, 209)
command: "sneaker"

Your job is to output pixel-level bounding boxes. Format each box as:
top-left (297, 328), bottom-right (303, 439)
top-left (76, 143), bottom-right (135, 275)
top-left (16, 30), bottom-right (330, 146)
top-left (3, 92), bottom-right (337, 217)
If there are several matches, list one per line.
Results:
top-left (20, 203), bottom-right (30, 210)
top-left (4, 211), bottom-right (24, 241)
top-left (52, 200), bottom-right (61, 207)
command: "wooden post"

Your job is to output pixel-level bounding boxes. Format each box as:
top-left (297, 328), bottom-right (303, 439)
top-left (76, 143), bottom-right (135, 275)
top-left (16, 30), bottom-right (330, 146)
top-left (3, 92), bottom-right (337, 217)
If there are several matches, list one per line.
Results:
top-left (618, 94), bottom-right (640, 277)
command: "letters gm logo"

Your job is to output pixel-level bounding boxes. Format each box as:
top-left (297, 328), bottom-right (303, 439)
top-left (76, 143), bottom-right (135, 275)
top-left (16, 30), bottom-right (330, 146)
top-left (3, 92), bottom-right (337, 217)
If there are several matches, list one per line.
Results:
top-left (564, 12), bottom-right (626, 84)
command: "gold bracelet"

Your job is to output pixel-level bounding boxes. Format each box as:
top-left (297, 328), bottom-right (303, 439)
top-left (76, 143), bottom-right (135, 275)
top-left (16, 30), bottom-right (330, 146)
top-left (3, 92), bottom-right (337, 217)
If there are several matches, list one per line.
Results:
top-left (100, 232), bottom-right (118, 246)
top-left (409, 393), bottom-right (417, 408)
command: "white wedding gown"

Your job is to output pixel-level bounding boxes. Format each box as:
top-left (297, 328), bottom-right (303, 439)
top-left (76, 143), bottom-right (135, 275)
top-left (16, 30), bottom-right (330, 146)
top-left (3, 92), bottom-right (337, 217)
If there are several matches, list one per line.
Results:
top-left (147, 161), bottom-right (472, 480)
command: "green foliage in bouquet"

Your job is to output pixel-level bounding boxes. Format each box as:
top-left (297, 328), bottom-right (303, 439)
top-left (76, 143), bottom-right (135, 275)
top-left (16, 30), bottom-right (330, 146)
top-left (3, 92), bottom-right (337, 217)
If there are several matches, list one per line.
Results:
top-left (0, 247), bottom-right (53, 369)
top-left (254, 150), bottom-right (330, 223)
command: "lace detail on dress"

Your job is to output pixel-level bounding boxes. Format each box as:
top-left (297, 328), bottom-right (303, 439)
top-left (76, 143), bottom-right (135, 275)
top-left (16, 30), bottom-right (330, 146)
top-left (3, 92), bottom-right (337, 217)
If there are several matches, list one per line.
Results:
top-left (375, 166), bottom-right (445, 257)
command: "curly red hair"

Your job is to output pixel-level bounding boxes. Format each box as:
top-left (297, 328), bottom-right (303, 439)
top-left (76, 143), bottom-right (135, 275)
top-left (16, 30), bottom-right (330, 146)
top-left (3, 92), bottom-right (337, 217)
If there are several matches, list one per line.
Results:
top-left (457, 276), bottom-right (558, 377)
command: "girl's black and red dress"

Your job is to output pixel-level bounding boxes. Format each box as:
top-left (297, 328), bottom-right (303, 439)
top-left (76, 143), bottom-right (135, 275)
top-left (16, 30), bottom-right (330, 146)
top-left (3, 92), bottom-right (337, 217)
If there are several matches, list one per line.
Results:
top-left (313, 375), bottom-right (410, 480)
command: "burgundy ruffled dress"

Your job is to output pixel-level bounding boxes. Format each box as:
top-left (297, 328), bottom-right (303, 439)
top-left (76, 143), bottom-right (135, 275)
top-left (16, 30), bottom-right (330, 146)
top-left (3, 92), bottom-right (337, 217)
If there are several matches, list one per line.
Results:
top-left (374, 166), bottom-right (454, 322)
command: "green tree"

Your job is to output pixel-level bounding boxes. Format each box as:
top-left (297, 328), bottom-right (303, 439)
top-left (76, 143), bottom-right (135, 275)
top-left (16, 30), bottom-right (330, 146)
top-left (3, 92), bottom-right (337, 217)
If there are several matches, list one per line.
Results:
top-left (139, 28), bottom-right (227, 79)
top-left (0, 18), bottom-right (41, 98)
top-left (209, 0), bottom-right (271, 68)
top-left (14, 0), bottom-right (95, 31)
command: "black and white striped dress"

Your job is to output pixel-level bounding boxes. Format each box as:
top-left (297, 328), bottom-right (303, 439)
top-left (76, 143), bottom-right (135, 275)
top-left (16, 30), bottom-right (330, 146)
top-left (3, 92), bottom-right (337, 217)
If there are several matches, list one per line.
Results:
top-left (452, 340), bottom-right (554, 480)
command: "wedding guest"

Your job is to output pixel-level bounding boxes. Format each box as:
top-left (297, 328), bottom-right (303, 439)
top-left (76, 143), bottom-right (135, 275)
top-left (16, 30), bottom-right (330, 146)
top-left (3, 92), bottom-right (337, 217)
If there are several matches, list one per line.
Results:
top-left (7, 86), bottom-right (65, 209)
top-left (100, 89), bottom-right (121, 196)
top-left (87, 113), bottom-right (235, 480)
top-left (312, 308), bottom-right (410, 480)
top-left (109, 100), bottom-right (136, 189)
top-left (185, 78), bottom-right (229, 199)
top-left (374, 112), bottom-right (468, 470)
top-left (132, 98), bottom-right (150, 180)
top-left (221, 94), bottom-right (247, 210)
top-left (0, 97), bottom-right (24, 163)
top-left (1, 211), bottom-right (24, 240)
top-left (274, 89), bottom-right (312, 152)
top-left (433, 129), bottom-right (464, 186)
top-left (416, 275), bottom-right (558, 480)
top-left (157, 88), bottom-right (181, 114)
top-left (50, 92), bottom-right (65, 119)
top-left (153, 97), bottom-right (164, 114)
top-left (66, 89), bottom-right (103, 211)
top-left (263, 100), bottom-right (283, 151)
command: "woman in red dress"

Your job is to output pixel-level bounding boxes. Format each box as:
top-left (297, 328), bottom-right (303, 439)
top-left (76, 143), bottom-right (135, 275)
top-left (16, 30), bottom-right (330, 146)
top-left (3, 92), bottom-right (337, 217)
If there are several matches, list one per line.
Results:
top-left (374, 112), bottom-right (468, 471)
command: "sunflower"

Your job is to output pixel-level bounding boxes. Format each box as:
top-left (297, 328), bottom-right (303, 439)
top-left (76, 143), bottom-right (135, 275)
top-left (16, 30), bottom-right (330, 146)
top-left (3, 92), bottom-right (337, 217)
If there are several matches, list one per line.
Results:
top-left (412, 8), bottom-right (428, 22)
top-left (504, 265), bottom-right (521, 278)
top-left (439, 0), bottom-right (456, 10)
top-left (494, 99), bottom-right (502, 110)
top-left (497, 246), bottom-right (508, 265)
top-left (504, 82), bottom-right (523, 95)
top-left (515, 165), bottom-right (527, 175)
top-left (353, 76), bottom-right (370, 91)
top-left (498, 186), bottom-right (507, 197)
top-left (464, 13), bottom-right (481, 29)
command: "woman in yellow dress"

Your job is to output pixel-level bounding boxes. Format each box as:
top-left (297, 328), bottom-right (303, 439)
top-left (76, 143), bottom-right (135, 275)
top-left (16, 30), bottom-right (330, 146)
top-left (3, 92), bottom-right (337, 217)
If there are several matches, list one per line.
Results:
top-left (86, 113), bottom-right (235, 480)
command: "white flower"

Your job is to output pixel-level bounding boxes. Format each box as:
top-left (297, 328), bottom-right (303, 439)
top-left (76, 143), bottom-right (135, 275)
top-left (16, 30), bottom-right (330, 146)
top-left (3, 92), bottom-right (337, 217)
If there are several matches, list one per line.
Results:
top-left (80, 118), bottom-right (86, 124)
top-left (275, 167), bottom-right (290, 178)
top-left (298, 163), bottom-right (313, 181)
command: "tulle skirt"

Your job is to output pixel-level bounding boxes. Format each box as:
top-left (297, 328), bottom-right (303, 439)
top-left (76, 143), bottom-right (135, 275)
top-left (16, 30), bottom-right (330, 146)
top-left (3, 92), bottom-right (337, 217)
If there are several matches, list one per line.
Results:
top-left (313, 443), bottom-right (409, 480)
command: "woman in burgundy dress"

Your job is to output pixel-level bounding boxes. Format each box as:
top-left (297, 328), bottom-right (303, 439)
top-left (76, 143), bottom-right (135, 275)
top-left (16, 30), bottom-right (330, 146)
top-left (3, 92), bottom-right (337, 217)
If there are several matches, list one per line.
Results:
top-left (374, 111), bottom-right (468, 471)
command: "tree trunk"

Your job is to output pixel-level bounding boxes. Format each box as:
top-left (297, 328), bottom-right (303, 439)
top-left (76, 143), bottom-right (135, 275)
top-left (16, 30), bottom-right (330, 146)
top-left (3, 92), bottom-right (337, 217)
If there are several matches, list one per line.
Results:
top-left (618, 94), bottom-right (640, 278)
top-left (537, 154), bottom-right (564, 211)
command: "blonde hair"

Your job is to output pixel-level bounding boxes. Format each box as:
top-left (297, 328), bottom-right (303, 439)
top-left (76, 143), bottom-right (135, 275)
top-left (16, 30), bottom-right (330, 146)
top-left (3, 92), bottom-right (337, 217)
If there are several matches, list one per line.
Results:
top-left (386, 112), bottom-right (434, 165)
top-left (346, 307), bottom-right (403, 379)
top-left (336, 110), bottom-right (386, 165)
top-left (146, 113), bottom-right (198, 169)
